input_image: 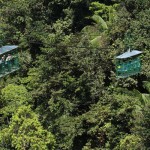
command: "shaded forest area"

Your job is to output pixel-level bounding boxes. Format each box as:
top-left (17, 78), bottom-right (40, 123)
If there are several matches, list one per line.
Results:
top-left (0, 0), bottom-right (150, 149)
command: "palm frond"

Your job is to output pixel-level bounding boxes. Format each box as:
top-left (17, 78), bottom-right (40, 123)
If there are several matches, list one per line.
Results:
top-left (91, 15), bottom-right (108, 30)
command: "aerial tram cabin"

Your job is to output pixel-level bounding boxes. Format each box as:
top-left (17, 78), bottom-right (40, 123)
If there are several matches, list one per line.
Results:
top-left (0, 45), bottom-right (19, 78)
top-left (116, 49), bottom-right (142, 78)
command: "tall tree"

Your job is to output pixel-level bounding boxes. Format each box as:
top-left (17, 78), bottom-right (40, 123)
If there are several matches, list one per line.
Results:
top-left (0, 105), bottom-right (55, 150)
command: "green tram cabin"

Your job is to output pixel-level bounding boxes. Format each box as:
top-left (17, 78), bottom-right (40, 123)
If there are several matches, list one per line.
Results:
top-left (116, 49), bottom-right (142, 78)
top-left (0, 45), bottom-right (19, 78)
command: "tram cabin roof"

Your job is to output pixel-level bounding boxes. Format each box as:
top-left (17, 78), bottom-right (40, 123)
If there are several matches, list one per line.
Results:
top-left (116, 50), bottom-right (142, 59)
top-left (0, 45), bottom-right (18, 55)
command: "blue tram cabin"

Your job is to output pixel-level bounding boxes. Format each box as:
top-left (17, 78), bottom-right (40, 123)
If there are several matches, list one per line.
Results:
top-left (116, 49), bottom-right (142, 78)
top-left (0, 45), bottom-right (19, 77)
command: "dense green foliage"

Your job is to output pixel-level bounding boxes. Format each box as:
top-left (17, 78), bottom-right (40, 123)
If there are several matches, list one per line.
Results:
top-left (0, 0), bottom-right (150, 149)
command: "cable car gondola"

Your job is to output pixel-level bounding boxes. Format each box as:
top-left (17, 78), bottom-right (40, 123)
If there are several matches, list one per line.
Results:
top-left (116, 49), bottom-right (142, 78)
top-left (0, 45), bottom-right (19, 78)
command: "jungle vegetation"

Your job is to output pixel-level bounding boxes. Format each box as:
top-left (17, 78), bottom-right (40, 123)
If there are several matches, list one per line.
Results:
top-left (0, 0), bottom-right (150, 149)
